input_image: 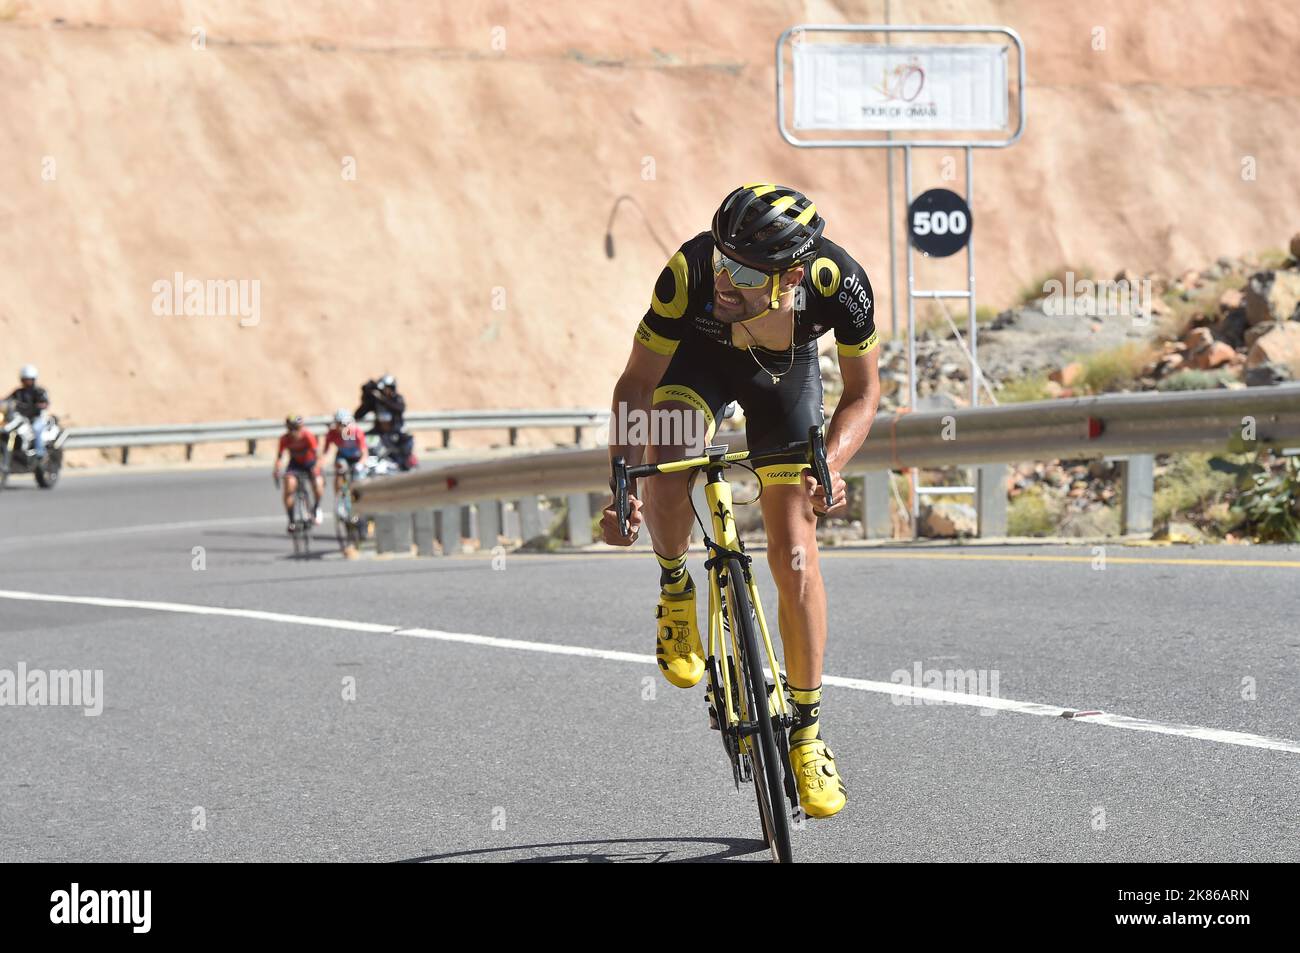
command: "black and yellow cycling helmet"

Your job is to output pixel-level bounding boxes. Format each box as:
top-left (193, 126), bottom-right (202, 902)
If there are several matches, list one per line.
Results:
top-left (711, 183), bottom-right (825, 270)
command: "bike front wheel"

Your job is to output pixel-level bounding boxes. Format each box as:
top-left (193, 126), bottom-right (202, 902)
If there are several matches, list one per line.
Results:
top-left (727, 558), bottom-right (793, 863)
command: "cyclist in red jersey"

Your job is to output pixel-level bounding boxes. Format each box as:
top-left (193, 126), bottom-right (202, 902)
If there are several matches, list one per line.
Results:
top-left (273, 414), bottom-right (324, 531)
top-left (323, 408), bottom-right (369, 496)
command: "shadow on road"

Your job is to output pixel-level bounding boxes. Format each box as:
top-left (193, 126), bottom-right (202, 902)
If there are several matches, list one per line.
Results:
top-left (399, 835), bottom-right (769, 863)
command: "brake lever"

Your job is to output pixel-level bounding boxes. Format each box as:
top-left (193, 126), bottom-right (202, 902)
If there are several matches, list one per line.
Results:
top-left (808, 425), bottom-right (835, 510)
top-left (612, 456), bottom-right (630, 538)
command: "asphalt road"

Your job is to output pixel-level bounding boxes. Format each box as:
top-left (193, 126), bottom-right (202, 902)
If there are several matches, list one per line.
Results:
top-left (1, 465), bottom-right (1298, 862)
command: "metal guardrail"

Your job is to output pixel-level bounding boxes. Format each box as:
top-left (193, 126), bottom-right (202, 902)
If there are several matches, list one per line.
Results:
top-left (354, 386), bottom-right (1300, 511)
top-left (62, 409), bottom-right (611, 462)
top-left (350, 386), bottom-right (1300, 549)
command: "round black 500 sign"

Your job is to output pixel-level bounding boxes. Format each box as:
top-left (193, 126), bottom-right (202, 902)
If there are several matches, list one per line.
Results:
top-left (907, 188), bottom-right (972, 258)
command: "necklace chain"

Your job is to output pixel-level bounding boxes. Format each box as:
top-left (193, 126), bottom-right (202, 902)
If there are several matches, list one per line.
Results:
top-left (738, 318), bottom-right (795, 384)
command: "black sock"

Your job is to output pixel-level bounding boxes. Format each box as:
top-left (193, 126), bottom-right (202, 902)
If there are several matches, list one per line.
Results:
top-left (789, 684), bottom-right (822, 746)
top-left (655, 549), bottom-right (691, 595)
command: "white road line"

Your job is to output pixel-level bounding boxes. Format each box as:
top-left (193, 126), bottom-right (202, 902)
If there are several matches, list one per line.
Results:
top-left (818, 675), bottom-right (1300, 754)
top-left (2, 587), bottom-right (1296, 756)
top-left (0, 516), bottom-right (284, 547)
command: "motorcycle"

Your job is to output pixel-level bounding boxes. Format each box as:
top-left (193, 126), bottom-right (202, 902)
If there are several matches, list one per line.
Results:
top-left (358, 431), bottom-right (418, 479)
top-left (1, 398), bottom-right (69, 489)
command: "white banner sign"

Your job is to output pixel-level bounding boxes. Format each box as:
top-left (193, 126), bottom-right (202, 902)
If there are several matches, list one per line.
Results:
top-left (792, 43), bottom-right (1009, 132)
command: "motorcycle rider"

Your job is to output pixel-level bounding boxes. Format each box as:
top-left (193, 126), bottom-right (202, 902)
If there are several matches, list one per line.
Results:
top-left (6, 365), bottom-right (51, 457)
top-left (373, 409), bottom-right (415, 471)
top-left (355, 374), bottom-right (414, 468)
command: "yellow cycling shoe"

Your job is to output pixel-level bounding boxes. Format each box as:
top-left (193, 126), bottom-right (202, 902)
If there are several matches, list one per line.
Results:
top-left (655, 585), bottom-right (705, 689)
top-left (789, 740), bottom-right (847, 819)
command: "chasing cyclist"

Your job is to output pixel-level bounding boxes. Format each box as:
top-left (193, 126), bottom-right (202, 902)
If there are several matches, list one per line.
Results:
top-left (273, 414), bottom-right (324, 531)
top-left (599, 184), bottom-right (882, 820)
top-left (323, 409), bottom-right (368, 494)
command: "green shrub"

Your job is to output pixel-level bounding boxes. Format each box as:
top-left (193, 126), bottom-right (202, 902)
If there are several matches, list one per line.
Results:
top-left (996, 373), bottom-right (1053, 404)
top-left (1212, 454), bottom-right (1300, 542)
top-left (1156, 370), bottom-right (1233, 392)
top-left (1008, 486), bottom-right (1058, 536)
top-left (1079, 343), bottom-right (1151, 393)
top-left (1154, 453), bottom-right (1237, 524)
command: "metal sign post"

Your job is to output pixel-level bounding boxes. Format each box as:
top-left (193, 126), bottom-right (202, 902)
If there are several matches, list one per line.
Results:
top-left (775, 24), bottom-right (1026, 533)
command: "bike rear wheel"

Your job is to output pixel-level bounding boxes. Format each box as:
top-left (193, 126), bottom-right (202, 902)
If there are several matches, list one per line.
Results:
top-left (292, 483), bottom-right (312, 556)
top-left (727, 558), bottom-right (793, 863)
top-left (334, 475), bottom-right (363, 552)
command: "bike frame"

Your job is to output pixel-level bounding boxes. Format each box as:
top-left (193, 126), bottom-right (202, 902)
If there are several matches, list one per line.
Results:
top-left (694, 462), bottom-right (790, 746)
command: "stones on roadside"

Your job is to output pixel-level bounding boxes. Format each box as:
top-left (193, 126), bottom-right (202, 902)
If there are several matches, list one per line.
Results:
top-left (1244, 269), bottom-right (1300, 326)
top-left (918, 501), bottom-right (977, 538)
top-left (1245, 322), bottom-right (1300, 377)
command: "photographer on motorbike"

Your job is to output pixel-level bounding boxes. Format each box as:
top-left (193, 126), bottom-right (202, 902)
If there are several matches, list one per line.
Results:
top-left (354, 374), bottom-right (415, 469)
top-left (7, 365), bottom-right (51, 457)
top-left (373, 409), bottom-right (416, 471)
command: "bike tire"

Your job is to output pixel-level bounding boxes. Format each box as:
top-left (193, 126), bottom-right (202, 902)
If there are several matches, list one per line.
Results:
top-left (292, 482), bottom-right (311, 557)
top-left (727, 558), bottom-right (793, 863)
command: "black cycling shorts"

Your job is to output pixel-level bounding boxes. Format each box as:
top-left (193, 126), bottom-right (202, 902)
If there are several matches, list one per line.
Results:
top-left (652, 336), bottom-right (823, 484)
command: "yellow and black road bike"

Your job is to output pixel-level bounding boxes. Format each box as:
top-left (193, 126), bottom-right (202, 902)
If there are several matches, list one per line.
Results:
top-left (613, 426), bottom-right (835, 863)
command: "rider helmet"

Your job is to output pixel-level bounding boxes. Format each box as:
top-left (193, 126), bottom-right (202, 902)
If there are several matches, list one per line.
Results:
top-left (711, 184), bottom-right (824, 271)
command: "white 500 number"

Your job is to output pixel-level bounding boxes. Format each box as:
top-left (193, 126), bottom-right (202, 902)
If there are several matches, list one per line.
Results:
top-left (913, 210), bottom-right (968, 235)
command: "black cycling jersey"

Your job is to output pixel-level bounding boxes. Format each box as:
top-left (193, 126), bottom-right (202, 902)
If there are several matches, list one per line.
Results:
top-left (631, 232), bottom-right (877, 483)
top-left (635, 231), bottom-right (879, 360)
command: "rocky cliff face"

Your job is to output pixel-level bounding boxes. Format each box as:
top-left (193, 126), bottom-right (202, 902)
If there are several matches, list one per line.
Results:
top-left (3, 0), bottom-right (1298, 426)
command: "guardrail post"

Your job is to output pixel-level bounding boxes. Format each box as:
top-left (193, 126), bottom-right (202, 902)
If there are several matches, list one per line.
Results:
top-left (574, 426), bottom-right (583, 445)
top-left (478, 501), bottom-right (502, 550)
top-left (861, 472), bottom-right (892, 540)
top-left (121, 447), bottom-right (129, 465)
top-left (375, 515), bottom-right (397, 554)
top-left (516, 495), bottom-right (543, 542)
top-left (502, 501), bottom-right (521, 542)
top-left (442, 428), bottom-right (452, 448)
top-left (247, 439), bottom-right (257, 456)
top-left (976, 464), bottom-right (1008, 538)
top-left (185, 443), bottom-right (194, 461)
top-left (393, 513), bottom-right (413, 552)
top-left (566, 493), bottom-right (592, 545)
top-left (509, 427), bottom-right (519, 446)
top-left (438, 505), bottom-right (460, 555)
top-left (413, 510), bottom-right (436, 556)
top-left (1119, 454), bottom-right (1155, 537)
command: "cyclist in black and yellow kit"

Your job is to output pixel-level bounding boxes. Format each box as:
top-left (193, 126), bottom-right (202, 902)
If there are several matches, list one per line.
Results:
top-left (600, 184), bottom-right (882, 820)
